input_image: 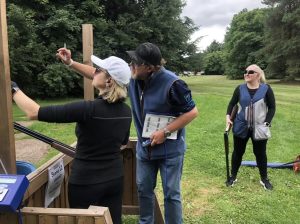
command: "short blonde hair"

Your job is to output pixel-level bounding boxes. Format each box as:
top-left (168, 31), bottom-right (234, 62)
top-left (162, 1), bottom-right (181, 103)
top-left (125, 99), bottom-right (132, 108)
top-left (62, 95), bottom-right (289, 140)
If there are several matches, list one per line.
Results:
top-left (101, 78), bottom-right (127, 103)
top-left (249, 64), bottom-right (266, 83)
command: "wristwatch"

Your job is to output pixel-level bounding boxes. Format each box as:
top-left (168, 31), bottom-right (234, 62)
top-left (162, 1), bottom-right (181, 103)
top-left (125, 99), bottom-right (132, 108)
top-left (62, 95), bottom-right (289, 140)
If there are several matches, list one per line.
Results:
top-left (163, 128), bottom-right (172, 138)
top-left (12, 86), bottom-right (20, 96)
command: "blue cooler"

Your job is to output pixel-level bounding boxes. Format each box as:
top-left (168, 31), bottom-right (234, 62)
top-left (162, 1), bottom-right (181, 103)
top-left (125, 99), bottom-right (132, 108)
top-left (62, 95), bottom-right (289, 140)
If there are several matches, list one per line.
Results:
top-left (16, 161), bottom-right (36, 175)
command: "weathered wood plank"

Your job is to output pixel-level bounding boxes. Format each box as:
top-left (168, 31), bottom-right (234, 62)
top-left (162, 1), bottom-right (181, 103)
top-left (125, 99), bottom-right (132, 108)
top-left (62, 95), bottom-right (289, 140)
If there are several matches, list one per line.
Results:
top-left (122, 205), bottom-right (139, 215)
top-left (38, 214), bottom-right (57, 224)
top-left (0, 213), bottom-right (18, 224)
top-left (94, 216), bottom-right (107, 224)
top-left (21, 207), bottom-right (108, 216)
top-left (122, 148), bottom-right (133, 205)
top-left (154, 194), bottom-right (164, 224)
top-left (25, 214), bottom-right (38, 224)
top-left (58, 215), bottom-right (75, 224)
top-left (76, 216), bottom-right (94, 224)
top-left (82, 24), bottom-right (94, 100)
top-left (89, 206), bottom-right (113, 224)
top-left (0, 0), bottom-right (16, 174)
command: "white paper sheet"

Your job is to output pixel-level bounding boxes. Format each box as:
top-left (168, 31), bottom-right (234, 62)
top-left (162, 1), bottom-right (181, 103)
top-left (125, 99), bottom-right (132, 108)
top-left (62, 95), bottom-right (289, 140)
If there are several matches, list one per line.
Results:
top-left (142, 113), bottom-right (177, 140)
top-left (44, 158), bottom-right (64, 207)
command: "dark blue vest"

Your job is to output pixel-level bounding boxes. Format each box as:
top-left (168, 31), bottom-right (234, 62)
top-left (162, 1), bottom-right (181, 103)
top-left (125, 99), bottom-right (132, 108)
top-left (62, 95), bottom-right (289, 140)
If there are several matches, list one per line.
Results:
top-left (129, 68), bottom-right (186, 160)
top-left (233, 83), bottom-right (268, 138)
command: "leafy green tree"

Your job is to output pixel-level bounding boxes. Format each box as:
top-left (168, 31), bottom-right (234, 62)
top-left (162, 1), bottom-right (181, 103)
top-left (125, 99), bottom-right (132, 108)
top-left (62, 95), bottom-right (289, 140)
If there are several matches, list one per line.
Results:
top-left (202, 41), bottom-right (225, 75)
top-left (203, 51), bottom-right (225, 75)
top-left (205, 40), bottom-right (223, 53)
top-left (223, 8), bottom-right (267, 79)
top-left (7, 0), bottom-right (198, 97)
top-left (262, 0), bottom-right (300, 80)
top-left (7, 3), bottom-right (48, 95)
top-left (183, 52), bottom-right (203, 75)
top-left (143, 0), bottom-right (198, 73)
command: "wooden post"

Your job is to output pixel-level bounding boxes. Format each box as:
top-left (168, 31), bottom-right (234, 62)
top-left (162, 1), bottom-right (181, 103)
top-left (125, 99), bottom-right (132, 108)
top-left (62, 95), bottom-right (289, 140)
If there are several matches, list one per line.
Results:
top-left (82, 24), bottom-right (94, 100)
top-left (0, 0), bottom-right (16, 174)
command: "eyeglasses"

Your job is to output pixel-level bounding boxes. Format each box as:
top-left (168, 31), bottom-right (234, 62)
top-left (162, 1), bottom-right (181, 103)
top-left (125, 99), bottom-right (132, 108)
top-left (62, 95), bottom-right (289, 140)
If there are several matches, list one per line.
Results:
top-left (95, 67), bottom-right (110, 76)
top-left (244, 70), bottom-right (257, 75)
top-left (129, 60), bottom-right (149, 68)
top-left (95, 68), bottom-right (102, 73)
top-left (129, 61), bottom-right (141, 67)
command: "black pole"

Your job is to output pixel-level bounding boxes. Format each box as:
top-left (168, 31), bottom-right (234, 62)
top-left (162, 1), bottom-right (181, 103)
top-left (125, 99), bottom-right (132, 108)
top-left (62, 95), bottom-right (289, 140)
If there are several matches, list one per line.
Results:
top-left (224, 130), bottom-right (230, 186)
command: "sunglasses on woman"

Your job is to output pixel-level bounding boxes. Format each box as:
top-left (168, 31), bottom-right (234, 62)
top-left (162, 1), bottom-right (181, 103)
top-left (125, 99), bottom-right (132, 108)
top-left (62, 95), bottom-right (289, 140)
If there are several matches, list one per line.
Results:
top-left (95, 67), bottom-right (110, 76)
top-left (244, 70), bottom-right (257, 75)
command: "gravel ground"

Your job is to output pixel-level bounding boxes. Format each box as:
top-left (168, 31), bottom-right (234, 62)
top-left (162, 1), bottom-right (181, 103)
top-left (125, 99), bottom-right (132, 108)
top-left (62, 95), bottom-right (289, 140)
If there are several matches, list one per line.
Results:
top-left (14, 121), bottom-right (49, 165)
top-left (15, 139), bottom-right (49, 164)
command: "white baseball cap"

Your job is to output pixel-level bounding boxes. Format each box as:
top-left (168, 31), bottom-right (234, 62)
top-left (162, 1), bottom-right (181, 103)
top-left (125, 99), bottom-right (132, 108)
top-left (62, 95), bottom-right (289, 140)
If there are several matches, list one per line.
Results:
top-left (91, 55), bottom-right (131, 86)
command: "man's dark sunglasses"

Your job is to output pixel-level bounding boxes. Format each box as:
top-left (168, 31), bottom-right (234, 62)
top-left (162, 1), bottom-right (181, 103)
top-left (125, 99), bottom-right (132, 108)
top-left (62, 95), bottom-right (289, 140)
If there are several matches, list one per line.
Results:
top-left (244, 70), bottom-right (257, 75)
top-left (129, 59), bottom-right (149, 67)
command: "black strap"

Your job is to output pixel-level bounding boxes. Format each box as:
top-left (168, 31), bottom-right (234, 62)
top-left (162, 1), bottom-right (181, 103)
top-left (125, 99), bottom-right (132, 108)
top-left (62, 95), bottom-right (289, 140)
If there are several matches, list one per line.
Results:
top-left (280, 159), bottom-right (300, 166)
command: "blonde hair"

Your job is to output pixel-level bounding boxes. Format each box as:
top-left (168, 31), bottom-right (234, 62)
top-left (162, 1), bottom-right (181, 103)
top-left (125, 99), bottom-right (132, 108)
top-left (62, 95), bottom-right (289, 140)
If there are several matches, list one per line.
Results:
top-left (250, 64), bottom-right (266, 83)
top-left (101, 79), bottom-right (127, 103)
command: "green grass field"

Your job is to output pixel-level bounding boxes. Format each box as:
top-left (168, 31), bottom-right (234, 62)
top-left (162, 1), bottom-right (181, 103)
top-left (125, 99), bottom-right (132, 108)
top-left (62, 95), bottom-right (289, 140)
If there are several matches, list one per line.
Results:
top-left (13, 76), bottom-right (300, 223)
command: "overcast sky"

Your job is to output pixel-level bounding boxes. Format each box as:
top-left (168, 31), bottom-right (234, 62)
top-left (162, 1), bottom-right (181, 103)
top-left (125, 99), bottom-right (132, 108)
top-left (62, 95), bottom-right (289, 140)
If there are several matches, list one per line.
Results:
top-left (181, 0), bottom-right (266, 51)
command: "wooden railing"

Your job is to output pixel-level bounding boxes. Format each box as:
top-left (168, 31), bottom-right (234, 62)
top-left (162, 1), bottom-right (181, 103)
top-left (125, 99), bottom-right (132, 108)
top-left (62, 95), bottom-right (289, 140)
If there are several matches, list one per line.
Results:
top-left (0, 139), bottom-right (164, 223)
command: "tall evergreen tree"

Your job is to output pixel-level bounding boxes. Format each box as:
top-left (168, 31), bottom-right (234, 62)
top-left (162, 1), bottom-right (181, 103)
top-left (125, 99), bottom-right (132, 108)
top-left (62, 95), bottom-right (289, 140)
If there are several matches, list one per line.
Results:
top-left (223, 8), bottom-right (267, 79)
top-left (262, 0), bottom-right (300, 80)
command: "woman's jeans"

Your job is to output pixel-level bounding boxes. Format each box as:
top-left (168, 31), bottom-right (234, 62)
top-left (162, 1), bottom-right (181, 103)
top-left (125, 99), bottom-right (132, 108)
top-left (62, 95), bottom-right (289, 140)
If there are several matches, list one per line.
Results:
top-left (136, 154), bottom-right (184, 224)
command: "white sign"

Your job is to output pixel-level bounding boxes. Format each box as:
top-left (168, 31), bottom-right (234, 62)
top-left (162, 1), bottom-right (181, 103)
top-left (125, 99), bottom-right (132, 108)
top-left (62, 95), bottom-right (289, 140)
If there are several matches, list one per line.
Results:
top-left (44, 158), bottom-right (64, 207)
top-left (142, 113), bottom-right (178, 140)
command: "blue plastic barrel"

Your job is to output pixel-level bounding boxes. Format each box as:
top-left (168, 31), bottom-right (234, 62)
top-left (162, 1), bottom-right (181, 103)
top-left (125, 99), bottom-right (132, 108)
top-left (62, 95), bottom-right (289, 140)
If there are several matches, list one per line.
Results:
top-left (16, 161), bottom-right (36, 175)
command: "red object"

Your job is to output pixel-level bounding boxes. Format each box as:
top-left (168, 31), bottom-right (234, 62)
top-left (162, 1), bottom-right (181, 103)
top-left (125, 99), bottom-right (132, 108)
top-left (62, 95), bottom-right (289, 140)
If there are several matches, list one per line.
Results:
top-left (293, 155), bottom-right (300, 173)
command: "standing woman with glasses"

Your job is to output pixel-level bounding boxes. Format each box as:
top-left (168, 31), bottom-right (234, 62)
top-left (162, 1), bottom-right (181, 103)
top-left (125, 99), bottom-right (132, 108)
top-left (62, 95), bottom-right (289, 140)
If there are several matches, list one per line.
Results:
top-left (225, 64), bottom-right (276, 190)
top-left (11, 48), bottom-right (132, 224)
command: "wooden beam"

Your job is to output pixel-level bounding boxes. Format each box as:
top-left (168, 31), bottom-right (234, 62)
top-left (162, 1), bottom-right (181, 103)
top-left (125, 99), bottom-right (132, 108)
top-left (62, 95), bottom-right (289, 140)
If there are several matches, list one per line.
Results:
top-left (0, 0), bottom-right (16, 174)
top-left (82, 24), bottom-right (94, 100)
top-left (21, 206), bottom-right (109, 216)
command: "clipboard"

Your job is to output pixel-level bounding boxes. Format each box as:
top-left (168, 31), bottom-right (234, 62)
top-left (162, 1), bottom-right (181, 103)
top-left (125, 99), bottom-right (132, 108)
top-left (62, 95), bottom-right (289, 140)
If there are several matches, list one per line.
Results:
top-left (142, 113), bottom-right (177, 140)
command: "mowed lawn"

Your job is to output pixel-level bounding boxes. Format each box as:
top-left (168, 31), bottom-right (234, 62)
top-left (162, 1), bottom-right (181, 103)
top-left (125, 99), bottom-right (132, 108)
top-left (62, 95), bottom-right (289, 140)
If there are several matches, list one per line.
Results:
top-left (13, 75), bottom-right (300, 223)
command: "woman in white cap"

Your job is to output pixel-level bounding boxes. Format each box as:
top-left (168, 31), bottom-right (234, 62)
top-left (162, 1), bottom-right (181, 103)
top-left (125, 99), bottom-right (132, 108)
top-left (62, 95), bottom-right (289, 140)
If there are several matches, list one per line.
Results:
top-left (11, 48), bottom-right (132, 224)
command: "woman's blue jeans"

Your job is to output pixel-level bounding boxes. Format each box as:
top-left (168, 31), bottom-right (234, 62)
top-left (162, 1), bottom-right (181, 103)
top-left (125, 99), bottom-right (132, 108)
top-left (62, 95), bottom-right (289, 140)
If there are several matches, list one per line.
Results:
top-left (136, 155), bottom-right (184, 224)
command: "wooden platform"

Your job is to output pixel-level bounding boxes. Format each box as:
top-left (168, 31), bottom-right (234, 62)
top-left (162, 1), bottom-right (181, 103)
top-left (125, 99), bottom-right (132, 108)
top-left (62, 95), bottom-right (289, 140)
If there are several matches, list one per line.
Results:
top-left (0, 140), bottom-right (164, 223)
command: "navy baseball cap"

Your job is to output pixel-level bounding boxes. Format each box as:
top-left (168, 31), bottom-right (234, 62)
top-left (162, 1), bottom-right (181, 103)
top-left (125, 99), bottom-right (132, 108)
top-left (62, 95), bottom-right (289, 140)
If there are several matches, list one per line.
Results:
top-left (126, 42), bottom-right (162, 66)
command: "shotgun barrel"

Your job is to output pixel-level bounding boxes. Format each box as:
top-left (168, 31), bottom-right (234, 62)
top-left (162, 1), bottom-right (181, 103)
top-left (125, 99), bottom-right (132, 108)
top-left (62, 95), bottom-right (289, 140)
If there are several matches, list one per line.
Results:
top-left (13, 122), bottom-right (76, 158)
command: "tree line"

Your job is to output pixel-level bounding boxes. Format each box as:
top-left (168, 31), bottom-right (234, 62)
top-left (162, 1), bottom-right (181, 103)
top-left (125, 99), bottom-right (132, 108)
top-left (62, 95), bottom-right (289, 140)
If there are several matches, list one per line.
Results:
top-left (7, 0), bottom-right (198, 97)
top-left (7, 1), bottom-right (300, 97)
top-left (195, 0), bottom-right (300, 80)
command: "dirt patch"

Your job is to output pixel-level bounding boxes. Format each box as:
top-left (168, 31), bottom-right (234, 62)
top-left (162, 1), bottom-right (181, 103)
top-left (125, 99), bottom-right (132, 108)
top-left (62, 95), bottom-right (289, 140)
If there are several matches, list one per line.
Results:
top-left (15, 139), bottom-right (49, 164)
top-left (14, 121), bottom-right (49, 164)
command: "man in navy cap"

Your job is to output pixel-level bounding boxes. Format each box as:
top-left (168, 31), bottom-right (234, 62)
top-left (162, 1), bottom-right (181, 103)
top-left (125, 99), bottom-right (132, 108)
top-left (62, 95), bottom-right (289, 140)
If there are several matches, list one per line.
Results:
top-left (127, 42), bottom-right (198, 224)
